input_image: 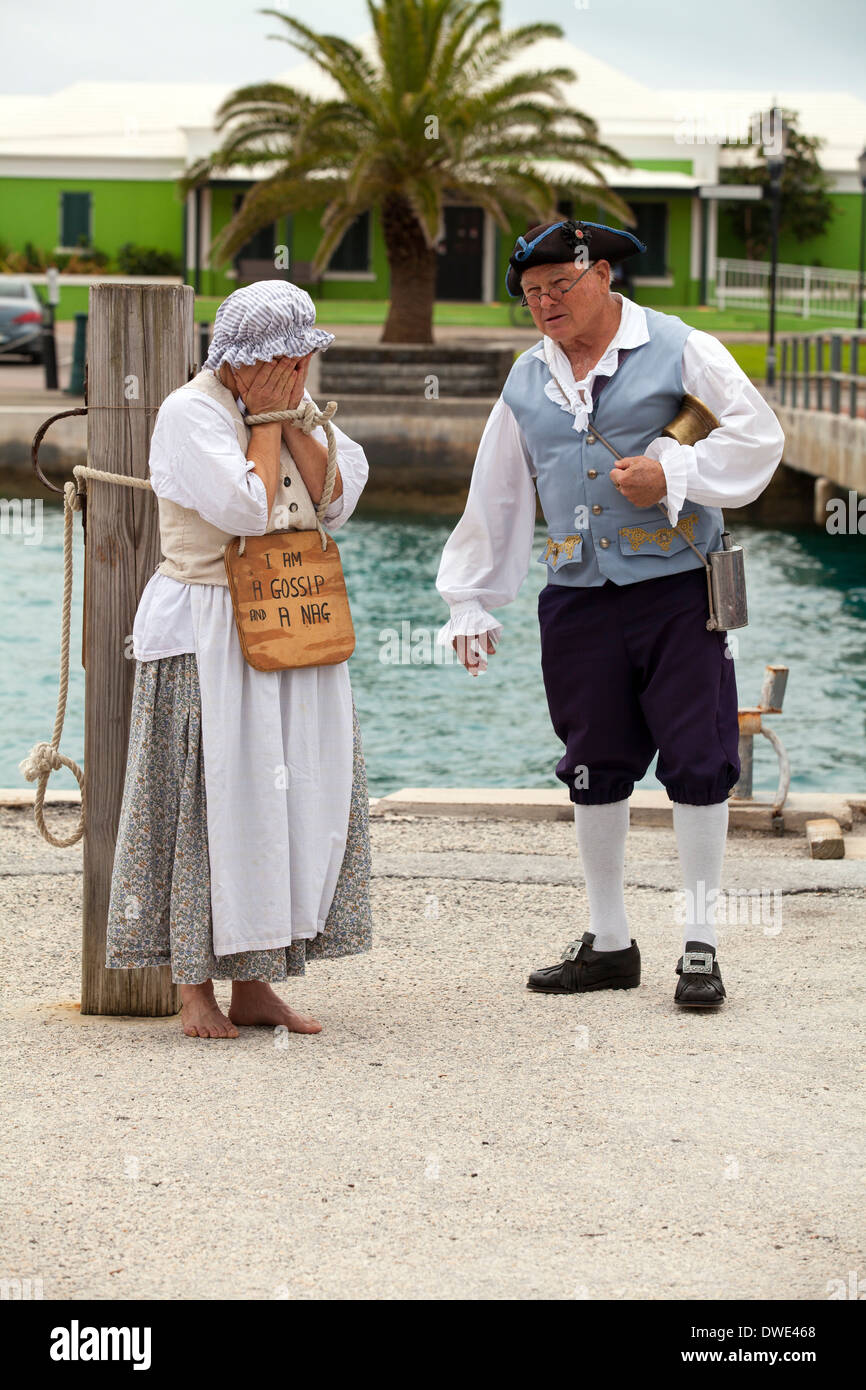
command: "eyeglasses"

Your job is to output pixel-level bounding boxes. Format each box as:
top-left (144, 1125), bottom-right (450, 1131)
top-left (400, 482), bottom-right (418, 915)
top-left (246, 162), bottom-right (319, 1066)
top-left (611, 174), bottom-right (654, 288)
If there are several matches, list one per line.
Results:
top-left (521, 264), bottom-right (592, 308)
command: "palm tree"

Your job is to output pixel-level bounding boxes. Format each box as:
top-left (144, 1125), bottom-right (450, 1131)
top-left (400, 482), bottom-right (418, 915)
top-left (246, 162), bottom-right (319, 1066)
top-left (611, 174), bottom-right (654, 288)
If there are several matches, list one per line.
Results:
top-left (183, 0), bottom-right (633, 343)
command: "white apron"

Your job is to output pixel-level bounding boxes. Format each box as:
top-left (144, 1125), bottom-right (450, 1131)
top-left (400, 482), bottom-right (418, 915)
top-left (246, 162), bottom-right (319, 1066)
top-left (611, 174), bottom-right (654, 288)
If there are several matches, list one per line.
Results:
top-left (190, 585), bottom-right (353, 955)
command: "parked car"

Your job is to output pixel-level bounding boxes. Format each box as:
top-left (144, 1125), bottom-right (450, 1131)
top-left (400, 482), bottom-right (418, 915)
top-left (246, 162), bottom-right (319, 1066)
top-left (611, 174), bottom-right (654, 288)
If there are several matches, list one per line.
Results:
top-left (0, 278), bottom-right (45, 361)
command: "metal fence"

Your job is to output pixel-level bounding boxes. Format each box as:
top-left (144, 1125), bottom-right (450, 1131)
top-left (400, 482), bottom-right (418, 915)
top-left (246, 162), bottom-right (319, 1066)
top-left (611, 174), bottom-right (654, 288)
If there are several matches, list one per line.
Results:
top-left (778, 329), bottom-right (865, 418)
top-left (715, 258), bottom-right (862, 320)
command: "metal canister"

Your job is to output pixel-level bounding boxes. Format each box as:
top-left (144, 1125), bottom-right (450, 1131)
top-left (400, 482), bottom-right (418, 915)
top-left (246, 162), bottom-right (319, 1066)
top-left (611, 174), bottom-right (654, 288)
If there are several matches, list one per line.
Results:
top-left (707, 532), bottom-right (748, 630)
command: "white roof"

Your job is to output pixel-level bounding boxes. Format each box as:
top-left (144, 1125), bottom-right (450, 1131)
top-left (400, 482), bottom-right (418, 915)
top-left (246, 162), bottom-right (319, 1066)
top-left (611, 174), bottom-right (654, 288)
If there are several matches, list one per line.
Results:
top-left (663, 89), bottom-right (866, 173)
top-left (545, 161), bottom-right (698, 191)
top-left (0, 81), bottom-right (229, 160)
top-left (0, 43), bottom-right (860, 177)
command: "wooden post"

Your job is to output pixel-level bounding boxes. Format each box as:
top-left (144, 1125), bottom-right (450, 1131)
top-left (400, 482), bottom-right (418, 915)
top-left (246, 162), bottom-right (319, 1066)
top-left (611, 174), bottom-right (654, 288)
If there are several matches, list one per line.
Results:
top-left (81, 284), bottom-right (194, 1015)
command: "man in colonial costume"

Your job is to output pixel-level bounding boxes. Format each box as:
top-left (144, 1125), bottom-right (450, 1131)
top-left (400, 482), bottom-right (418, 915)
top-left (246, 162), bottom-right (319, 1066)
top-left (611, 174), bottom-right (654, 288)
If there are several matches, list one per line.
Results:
top-left (436, 220), bottom-right (784, 1007)
top-left (105, 281), bottom-right (372, 1038)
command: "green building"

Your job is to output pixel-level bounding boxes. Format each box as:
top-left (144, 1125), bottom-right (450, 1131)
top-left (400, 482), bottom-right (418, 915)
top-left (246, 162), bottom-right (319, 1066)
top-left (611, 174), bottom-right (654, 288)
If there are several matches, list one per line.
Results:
top-left (1, 43), bottom-right (863, 317)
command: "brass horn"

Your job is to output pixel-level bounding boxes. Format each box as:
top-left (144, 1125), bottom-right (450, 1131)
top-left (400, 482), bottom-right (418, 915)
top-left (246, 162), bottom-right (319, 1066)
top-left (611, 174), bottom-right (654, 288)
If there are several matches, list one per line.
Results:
top-left (662, 393), bottom-right (720, 448)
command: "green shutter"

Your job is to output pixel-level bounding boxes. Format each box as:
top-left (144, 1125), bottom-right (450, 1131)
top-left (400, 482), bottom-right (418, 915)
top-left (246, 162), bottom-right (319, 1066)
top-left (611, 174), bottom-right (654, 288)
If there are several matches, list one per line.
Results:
top-left (60, 192), bottom-right (92, 248)
top-left (328, 214), bottom-right (371, 273)
top-left (631, 204), bottom-right (668, 278)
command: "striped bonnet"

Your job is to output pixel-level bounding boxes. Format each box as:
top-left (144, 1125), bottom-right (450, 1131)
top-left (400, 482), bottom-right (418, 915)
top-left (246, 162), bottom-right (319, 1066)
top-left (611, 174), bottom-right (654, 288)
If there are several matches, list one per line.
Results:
top-left (204, 280), bottom-right (335, 372)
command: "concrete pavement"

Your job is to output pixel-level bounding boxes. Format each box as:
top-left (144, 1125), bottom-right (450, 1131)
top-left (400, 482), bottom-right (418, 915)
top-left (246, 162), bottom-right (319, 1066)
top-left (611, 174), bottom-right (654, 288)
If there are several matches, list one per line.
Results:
top-left (1, 800), bottom-right (864, 1300)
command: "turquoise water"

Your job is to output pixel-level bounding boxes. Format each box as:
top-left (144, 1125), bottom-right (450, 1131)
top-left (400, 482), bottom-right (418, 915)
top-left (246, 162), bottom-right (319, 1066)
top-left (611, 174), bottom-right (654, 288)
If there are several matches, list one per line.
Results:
top-left (2, 505), bottom-right (865, 795)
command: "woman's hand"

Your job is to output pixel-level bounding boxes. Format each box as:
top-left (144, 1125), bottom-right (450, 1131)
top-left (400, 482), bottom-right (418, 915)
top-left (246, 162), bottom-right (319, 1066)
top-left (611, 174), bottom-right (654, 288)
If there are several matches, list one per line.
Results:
top-left (285, 353), bottom-right (315, 413)
top-left (279, 352), bottom-right (342, 506)
top-left (235, 358), bottom-right (295, 417)
top-left (235, 360), bottom-right (295, 517)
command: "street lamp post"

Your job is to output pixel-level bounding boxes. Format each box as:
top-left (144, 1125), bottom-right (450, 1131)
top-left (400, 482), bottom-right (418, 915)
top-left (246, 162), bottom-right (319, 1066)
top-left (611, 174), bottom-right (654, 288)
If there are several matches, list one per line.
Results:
top-left (857, 147), bottom-right (866, 332)
top-left (765, 115), bottom-right (789, 390)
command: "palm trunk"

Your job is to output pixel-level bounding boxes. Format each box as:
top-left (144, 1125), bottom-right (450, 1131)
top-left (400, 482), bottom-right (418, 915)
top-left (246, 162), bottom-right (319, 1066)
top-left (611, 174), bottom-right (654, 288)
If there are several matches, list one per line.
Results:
top-left (380, 193), bottom-right (437, 343)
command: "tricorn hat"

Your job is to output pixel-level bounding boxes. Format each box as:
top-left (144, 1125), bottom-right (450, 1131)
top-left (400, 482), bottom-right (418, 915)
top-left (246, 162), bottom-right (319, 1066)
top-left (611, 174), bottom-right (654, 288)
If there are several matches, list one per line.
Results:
top-left (505, 219), bottom-right (647, 298)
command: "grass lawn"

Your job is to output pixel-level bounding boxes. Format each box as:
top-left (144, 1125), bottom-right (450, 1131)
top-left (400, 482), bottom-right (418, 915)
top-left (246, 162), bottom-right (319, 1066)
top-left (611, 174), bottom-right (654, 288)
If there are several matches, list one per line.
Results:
top-left (195, 295), bottom-right (853, 336)
top-left (658, 306), bottom-right (855, 335)
top-left (725, 343), bottom-right (767, 378)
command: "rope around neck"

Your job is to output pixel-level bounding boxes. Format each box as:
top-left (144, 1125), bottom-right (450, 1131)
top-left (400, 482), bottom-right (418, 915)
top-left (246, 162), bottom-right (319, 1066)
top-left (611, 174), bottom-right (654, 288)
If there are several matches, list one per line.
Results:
top-left (243, 398), bottom-right (339, 550)
top-left (19, 398), bottom-right (340, 847)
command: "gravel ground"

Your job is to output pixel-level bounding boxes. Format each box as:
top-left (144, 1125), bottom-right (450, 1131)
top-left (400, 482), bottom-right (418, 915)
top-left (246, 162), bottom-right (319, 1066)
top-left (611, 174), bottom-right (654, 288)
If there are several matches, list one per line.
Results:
top-left (1, 804), bottom-right (864, 1301)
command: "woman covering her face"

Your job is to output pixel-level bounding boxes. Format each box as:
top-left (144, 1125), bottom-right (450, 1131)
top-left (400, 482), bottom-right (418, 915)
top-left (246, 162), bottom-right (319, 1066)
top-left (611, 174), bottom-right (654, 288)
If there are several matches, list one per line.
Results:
top-left (105, 280), bottom-right (372, 1039)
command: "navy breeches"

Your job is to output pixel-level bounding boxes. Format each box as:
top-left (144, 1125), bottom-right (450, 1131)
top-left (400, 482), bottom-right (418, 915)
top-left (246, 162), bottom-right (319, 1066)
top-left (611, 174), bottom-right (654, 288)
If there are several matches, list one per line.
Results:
top-left (538, 566), bottom-right (740, 806)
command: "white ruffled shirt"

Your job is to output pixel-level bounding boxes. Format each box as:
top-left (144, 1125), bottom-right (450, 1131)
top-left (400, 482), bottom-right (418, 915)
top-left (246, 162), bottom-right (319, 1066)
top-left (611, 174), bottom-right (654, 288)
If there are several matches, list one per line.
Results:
top-left (436, 295), bottom-right (784, 645)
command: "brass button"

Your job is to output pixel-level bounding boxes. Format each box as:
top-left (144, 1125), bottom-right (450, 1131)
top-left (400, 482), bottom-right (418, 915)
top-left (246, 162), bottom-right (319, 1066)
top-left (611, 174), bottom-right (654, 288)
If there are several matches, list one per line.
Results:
top-left (586, 436), bottom-right (596, 445)
top-left (587, 468), bottom-right (598, 479)
top-left (592, 504), bottom-right (602, 515)
top-left (599, 537), bottom-right (611, 549)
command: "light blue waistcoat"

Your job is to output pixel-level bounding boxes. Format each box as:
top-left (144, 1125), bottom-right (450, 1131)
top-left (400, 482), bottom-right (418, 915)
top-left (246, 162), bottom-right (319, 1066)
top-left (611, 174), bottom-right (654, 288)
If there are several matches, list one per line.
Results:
top-left (501, 307), bottom-right (724, 587)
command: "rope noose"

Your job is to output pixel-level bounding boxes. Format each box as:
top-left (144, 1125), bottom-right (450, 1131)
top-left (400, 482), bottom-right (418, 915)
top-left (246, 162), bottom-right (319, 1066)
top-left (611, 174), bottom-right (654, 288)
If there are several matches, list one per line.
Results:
top-left (20, 401), bottom-right (339, 847)
top-left (241, 398), bottom-right (339, 553)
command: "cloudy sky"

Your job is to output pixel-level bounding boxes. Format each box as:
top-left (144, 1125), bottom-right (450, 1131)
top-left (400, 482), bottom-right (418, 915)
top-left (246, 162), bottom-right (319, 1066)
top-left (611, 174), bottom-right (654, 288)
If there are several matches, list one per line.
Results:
top-left (5, 0), bottom-right (865, 97)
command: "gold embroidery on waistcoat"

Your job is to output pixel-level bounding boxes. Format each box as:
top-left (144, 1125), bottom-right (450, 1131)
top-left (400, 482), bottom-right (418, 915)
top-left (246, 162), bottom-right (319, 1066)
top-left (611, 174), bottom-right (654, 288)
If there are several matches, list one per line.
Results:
top-left (618, 511), bottom-right (699, 554)
top-left (543, 534), bottom-right (583, 566)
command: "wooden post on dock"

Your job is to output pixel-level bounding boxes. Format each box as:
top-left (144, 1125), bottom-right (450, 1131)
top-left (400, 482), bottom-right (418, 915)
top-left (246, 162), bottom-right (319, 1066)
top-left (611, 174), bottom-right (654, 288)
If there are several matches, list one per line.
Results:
top-left (81, 283), bottom-right (194, 1015)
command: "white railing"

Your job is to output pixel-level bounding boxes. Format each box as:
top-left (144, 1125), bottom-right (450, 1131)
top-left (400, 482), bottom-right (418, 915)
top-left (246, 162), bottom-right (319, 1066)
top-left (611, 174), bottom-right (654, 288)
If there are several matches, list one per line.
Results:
top-left (714, 258), bottom-right (861, 320)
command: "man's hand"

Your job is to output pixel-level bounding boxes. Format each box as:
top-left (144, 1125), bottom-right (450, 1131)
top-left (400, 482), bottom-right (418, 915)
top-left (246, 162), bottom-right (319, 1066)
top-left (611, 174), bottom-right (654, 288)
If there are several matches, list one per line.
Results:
top-left (452, 632), bottom-right (497, 677)
top-left (610, 456), bottom-right (667, 508)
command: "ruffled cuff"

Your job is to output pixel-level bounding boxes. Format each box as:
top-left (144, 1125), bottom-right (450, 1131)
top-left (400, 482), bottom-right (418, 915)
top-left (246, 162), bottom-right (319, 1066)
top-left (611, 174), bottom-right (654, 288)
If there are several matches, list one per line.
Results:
top-left (436, 599), bottom-right (503, 647)
top-left (646, 436), bottom-right (694, 525)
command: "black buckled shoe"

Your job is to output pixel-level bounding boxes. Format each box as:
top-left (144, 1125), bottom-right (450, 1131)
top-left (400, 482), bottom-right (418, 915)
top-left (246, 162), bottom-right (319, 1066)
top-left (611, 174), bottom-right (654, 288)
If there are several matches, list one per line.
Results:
top-left (674, 941), bottom-right (726, 1008)
top-left (527, 932), bottom-right (640, 994)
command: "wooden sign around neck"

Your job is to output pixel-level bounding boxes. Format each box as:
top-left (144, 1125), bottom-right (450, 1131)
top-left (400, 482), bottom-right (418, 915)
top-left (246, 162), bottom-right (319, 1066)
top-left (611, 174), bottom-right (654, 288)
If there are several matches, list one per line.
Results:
top-left (224, 529), bottom-right (355, 671)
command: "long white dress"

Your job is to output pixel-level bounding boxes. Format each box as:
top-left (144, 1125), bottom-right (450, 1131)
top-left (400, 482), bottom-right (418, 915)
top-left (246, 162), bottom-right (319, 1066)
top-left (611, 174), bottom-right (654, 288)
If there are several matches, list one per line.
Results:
top-left (132, 386), bottom-right (369, 958)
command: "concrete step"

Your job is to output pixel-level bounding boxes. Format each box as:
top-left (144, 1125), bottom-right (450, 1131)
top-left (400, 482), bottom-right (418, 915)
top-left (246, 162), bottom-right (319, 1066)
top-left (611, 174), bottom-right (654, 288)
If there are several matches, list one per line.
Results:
top-left (371, 786), bottom-right (861, 833)
top-left (320, 342), bottom-right (514, 397)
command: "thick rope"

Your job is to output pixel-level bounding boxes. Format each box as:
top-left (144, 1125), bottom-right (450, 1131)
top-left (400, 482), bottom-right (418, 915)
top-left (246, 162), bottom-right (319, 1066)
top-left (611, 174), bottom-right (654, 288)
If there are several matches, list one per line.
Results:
top-left (243, 398), bottom-right (339, 550)
top-left (21, 399), bottom-right (339, 847)
top-left (19, 472), bottom-right (91, 846)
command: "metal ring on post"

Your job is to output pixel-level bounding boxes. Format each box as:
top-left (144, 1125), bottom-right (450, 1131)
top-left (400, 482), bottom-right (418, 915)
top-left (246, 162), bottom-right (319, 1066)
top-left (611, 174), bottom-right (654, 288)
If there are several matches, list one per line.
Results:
top-left (31, 407), bottom-right (88, 494)
top-left (759, 724), bottom-right (791, 820)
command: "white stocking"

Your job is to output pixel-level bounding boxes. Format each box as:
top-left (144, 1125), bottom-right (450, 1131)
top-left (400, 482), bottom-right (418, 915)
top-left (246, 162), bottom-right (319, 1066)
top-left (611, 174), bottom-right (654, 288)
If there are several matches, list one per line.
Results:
top-left (573, 799), bottom-right (631, 952)
top-left (672, 801), bottom-right (729, 951)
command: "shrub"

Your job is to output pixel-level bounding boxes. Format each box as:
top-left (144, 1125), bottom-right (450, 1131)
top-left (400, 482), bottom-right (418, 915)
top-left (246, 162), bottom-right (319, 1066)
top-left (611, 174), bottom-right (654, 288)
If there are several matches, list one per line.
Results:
top-left (62, 248), bottom-right (110, 272)
top-left (116, 243), bottom-right (182, 276)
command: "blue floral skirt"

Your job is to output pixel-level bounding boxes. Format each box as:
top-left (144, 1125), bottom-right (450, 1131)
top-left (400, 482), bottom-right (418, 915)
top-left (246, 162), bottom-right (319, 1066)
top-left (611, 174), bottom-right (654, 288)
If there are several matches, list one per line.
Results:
top-left (105, 654), bottom-right (372, 984)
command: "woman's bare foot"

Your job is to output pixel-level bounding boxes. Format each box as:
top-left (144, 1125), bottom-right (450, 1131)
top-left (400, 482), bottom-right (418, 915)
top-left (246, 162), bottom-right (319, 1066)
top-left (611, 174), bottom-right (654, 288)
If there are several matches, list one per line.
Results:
top-left (181, 981), bottom-right (239, 1039)
top-left (228, 980), bottom-right (322, 1034)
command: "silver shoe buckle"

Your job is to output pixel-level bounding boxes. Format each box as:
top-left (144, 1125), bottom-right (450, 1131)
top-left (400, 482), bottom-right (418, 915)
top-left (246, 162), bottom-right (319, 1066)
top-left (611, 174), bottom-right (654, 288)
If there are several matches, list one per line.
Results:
top-left (682, 950), bottom-right (714, 974)
top-left (560, 940), bottom-right (582, 962)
